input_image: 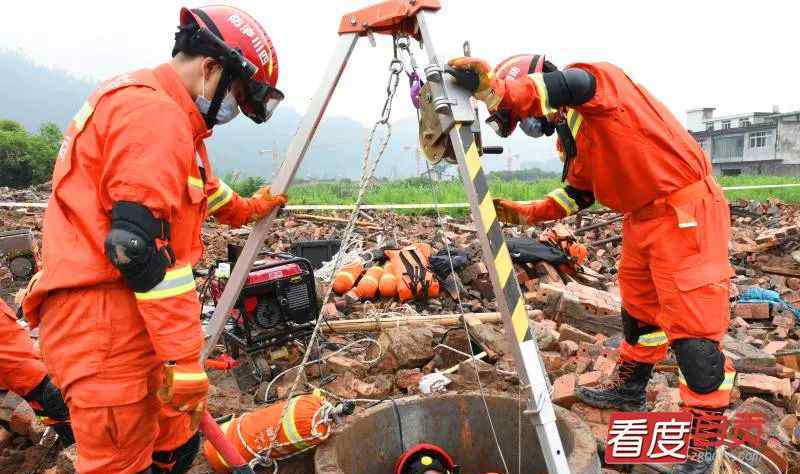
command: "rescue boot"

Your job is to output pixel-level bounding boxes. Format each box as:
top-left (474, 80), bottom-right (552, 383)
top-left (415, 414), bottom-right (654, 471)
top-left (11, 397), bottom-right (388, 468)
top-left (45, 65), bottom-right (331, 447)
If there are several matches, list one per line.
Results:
top-left (574, 359), bottom-right (652, 411)
top-left (672, 407), bottom-right (726, 474)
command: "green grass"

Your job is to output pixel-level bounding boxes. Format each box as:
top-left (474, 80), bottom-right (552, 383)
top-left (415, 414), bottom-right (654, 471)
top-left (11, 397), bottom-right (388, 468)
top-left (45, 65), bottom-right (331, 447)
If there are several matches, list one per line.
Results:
top-left (285, 175), bottom-right (800, 211)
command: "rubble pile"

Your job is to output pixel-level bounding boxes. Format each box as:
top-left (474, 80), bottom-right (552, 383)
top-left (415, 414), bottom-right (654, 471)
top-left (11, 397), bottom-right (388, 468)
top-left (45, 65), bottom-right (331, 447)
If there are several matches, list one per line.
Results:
top-left (1, 195), bottom-right (800, 473)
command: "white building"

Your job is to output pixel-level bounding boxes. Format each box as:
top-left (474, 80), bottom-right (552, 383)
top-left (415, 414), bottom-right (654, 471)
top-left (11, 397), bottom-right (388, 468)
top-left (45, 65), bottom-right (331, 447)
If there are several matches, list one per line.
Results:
top-left (687, 107), bottom-right (800, 176)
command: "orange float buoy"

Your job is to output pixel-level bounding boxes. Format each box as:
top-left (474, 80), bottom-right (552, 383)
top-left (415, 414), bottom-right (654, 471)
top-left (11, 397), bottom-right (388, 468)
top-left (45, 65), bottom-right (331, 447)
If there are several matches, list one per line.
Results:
top-left (332, 262), bottom-right (363, 295)
top-left (203, 393), bottom-right (332, 473)
top-left (356, 265), bottom-right (384, 300)
top-left (379, 262), bottom-right (397, 298)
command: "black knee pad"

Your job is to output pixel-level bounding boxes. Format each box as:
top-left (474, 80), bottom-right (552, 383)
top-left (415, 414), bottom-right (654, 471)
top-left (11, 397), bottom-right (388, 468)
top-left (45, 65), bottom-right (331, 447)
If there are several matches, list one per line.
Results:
top-left (672, 338), bottom-right (725, 394)
top-left (620, 309), bottom-right (659, 346)
top-left (153, 432), bottom-right (201, 474)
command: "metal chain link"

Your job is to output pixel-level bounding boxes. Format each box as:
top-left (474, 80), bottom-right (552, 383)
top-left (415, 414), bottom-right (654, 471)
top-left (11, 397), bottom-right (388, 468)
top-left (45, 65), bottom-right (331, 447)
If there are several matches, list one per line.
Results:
top-left (252, 42), bottom-right (404, 467)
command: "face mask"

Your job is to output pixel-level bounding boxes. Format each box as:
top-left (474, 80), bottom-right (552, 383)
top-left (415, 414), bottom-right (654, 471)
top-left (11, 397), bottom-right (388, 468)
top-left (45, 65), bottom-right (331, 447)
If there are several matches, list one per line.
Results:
top-left (520, 117), bottom-right (544, 138)
top-left (195, 69), bottom-right (240, 125)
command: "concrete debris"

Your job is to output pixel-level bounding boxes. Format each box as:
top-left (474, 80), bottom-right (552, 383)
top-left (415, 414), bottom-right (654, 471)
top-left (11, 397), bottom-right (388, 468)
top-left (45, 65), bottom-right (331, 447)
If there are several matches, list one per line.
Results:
top-left (5, 189), bottom-right (800, 472)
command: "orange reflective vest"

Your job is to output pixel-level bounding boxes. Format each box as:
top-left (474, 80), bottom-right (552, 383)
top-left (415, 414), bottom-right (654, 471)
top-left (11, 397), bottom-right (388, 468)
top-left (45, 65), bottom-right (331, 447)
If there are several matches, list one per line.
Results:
top-left (386, 243), bottom-right (440, 302)
top-left (23, 64), bottom-right (254, 365)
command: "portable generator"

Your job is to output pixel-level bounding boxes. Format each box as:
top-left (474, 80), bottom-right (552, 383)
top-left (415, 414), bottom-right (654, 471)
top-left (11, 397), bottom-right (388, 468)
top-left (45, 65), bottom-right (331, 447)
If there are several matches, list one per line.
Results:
top-left (214, 245), bottom-right (318, 357)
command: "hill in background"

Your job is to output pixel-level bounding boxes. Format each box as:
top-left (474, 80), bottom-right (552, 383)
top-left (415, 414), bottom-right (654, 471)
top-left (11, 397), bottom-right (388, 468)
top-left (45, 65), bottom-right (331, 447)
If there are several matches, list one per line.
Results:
top-left (0, 49), bottom-right (562, 181)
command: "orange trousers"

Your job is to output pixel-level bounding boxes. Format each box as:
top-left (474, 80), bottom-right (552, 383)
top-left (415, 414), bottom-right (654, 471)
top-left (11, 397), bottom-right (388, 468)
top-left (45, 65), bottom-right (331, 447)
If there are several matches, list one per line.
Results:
top-left (38, 284), bottom-right (195, 474)
top-left (618, 180), bottom-right (734, 409)
top-left (0, 299), bottom-right (47, 396)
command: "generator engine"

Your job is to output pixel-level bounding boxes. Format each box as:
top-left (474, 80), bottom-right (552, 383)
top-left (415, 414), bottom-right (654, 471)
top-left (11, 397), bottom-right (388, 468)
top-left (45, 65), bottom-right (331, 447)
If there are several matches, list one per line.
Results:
top-left (216, 250), bottom-right (318, 356)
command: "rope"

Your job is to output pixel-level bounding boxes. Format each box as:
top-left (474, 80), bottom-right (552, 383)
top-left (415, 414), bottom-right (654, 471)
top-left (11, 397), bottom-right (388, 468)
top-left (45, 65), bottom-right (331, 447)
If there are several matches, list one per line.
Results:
top-left (4, 183), bottom-right (800, 210)
top-left (423, 158), bottom-right (512, 473)
top-left (254, 48), bottom-right (403, 463)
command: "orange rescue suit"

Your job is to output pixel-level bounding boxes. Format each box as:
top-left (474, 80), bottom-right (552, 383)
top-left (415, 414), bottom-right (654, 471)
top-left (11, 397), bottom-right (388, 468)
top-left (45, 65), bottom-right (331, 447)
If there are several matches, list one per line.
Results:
top-left (0, 299), bottom-right (47, 396)
top-left (22, 64), bottom-right (261, 473)
top-left (501, 62), bottom-right (734, 408)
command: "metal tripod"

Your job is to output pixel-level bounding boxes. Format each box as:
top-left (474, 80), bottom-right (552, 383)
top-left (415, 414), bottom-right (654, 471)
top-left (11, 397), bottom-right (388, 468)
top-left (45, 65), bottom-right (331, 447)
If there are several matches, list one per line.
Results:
top-left (201, 2), bottom-right (570, 472)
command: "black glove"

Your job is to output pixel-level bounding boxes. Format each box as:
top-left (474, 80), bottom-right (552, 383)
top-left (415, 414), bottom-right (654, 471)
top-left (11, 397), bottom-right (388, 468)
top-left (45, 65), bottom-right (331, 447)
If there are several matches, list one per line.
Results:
top-left (23, 375), bottom-right (75, 447)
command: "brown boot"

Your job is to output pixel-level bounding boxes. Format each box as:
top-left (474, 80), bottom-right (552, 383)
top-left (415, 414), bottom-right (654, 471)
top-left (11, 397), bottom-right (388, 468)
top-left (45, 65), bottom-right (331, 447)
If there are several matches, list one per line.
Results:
top-left (574, 359), bottom-right (653, 411)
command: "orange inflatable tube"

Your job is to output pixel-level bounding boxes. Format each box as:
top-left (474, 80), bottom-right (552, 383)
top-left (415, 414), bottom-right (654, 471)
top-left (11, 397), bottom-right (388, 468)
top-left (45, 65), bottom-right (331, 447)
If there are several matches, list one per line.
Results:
top-left (203, 393), bottom-right (331, 472)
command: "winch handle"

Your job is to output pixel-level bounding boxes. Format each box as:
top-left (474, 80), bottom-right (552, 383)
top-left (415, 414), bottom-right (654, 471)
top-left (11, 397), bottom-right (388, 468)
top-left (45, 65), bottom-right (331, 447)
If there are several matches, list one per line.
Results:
top-left (482, 146), bottom-right (504, 154)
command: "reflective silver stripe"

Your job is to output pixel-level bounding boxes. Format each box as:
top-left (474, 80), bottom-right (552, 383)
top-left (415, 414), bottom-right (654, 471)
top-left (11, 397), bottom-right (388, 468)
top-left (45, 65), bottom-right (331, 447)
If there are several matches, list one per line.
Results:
top-left (73, 102), bottom-right (94, 132)
top-left (207, 181), bottom-right (234, 214)
top-left (134, 264), bottom-right (195, 300)
top-left (679, 371), bottom-right (736, 390)
top-left (547, 188), bottom-right (579, 215)
top-left (187, 176), bottom-right (204, 189)
top-left (528, 73), bottom-right (556, 115)
top-left (637, 330), bottom-right (668, 347)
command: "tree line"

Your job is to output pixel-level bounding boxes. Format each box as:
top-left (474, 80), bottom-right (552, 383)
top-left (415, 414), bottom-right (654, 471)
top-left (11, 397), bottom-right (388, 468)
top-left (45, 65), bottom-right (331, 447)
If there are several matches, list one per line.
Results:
top-left (0, 119), bottom-right (61, 188)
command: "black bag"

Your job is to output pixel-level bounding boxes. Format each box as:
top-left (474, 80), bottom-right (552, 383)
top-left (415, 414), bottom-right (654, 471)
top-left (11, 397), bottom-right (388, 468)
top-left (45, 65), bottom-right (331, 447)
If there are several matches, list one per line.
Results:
top-left (506, 238), bottom-right (569, 266)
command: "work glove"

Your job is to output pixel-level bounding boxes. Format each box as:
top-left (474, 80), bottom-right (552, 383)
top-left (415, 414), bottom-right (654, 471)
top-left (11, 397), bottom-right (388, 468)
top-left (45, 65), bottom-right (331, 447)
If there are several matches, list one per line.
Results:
top-left (493, 199), bottom-right (554, 226)
top-left (244, 185), bottom-right (288, 222)
top-left (23, 375), bottom-right (75, 447)
top-left (158, 360), bottom-right (209, 430)
top-left (447, 57), bottom-right (506, 112)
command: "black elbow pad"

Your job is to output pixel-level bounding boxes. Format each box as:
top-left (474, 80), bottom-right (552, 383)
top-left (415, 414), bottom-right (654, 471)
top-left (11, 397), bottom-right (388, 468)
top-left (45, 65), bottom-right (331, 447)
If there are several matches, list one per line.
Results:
top-left (104, 201), bottom-right (175, 293)
top-left (543, 68), bottom-right (597, 107)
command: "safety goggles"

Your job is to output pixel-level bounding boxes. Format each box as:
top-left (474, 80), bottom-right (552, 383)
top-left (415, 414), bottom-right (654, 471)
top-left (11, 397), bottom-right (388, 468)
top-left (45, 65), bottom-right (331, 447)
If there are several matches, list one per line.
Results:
top-left (485, 109), bottom-right (517, 138)
top-left (187, 27), bottom-right (284, 124)
top-left (241, 79), bottom-right (284, 124)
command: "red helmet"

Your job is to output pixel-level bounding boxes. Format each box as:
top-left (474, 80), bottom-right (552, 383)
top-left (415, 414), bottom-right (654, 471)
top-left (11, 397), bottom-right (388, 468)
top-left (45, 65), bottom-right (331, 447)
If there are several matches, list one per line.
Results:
top-left (173, 5), bottom-right (283, 125)
top-left (394, 444), bottom-right (456, 474)
top-left (486, 54), bottom-right (557, 137)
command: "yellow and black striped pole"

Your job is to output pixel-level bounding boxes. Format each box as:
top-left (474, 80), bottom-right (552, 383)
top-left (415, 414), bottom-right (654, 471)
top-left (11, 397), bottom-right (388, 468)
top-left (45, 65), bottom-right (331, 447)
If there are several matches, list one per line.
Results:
top-left (446, 122), bottom-right (571, 474)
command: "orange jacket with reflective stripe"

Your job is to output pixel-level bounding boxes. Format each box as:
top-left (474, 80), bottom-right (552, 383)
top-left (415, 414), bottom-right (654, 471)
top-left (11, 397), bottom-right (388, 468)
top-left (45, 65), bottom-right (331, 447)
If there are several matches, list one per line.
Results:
top-left (24, 64), bottom-right (252, 363)
top-left (501, 62), bottom-right (712, 214)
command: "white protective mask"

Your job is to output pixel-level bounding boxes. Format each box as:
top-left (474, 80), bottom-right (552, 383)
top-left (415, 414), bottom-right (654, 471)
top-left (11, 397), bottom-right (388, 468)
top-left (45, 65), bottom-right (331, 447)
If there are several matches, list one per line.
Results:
top-left (195, 70), bottom-right (240, 125)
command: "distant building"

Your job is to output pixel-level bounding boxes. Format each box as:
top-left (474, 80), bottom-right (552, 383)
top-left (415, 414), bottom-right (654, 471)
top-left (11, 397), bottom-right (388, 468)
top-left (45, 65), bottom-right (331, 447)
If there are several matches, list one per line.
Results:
top-left (687, 107), bottom-right (800, 176)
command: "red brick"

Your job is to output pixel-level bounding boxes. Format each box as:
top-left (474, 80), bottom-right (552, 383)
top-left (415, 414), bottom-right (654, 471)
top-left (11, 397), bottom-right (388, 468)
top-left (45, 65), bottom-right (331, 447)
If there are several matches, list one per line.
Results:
top-left (734, 302), bottom-right (771, 320)
top-left (394, 369), bottom-right (423, 391)
top-left (552, 373), bottom-right (576, 407)
top-left (593, 356), bottom-right (616, 378)
top-left (763, 340), bottom-right (789, 355)
top-left (559, 340), bottom-right (579, 358)
top-left (9, 402), bottom-right (34, 436)
top-left (737, 373), bottom-right (792, 397)
top-left (571, 402), bottom-right (603, 423)
top-left (588, 422), bottom-right (609, 446)
top-left (575, 356), bottom-right (592, 375)
top-left (0, 426), bottom-right (11, 451)
top-left (540, 351), bottom-right (563, 373)
top-left (558, 323), bottom-right (596, 344)
top-left (786, 278), bottom-right (800, 291)
top-left (578, 370), bottom-right (602, 387)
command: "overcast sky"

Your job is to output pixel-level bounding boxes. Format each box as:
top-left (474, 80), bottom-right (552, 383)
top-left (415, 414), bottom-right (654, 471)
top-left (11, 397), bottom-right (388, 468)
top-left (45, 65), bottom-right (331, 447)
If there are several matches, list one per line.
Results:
top-left (2, 1), bottom-right (798, 126)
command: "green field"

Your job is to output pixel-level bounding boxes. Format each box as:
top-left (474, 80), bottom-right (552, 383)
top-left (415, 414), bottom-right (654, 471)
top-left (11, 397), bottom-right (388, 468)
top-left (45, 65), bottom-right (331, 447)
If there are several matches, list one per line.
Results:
top-left (283, 175), bottom-right (800, 210)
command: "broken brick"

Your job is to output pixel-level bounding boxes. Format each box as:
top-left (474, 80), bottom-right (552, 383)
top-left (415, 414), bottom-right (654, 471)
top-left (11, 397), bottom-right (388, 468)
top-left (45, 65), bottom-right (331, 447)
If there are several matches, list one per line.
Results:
top-left (764, 340), bottom-right (790, 356)
top-left (552, 373), bottom-right (577, 408)
top-left (734, 302), bottom-right (772, 320)
top-left (737, 373), bottom-right (792, 398)
top-left (593, 356), bottom-right (616, 378)
top-left (394, 369), bottom-right (423, 391)
top-left (558, 323), bottom-right (596, 344)
top-left (559, 340), bottom-right (579, 358)
top-left (578, 370), bottom-right (602, 387)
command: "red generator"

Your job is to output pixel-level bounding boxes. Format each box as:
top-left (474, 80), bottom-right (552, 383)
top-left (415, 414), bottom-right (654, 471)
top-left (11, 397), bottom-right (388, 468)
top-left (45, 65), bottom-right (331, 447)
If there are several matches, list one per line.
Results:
top-left (217, 246), bottom-right (318, 358)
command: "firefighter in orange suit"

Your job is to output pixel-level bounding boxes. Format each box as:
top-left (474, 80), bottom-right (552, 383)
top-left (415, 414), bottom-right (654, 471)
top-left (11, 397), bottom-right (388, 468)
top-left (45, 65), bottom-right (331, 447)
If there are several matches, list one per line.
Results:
top-left (0, 298), bottom-right (74, 446)
top-left (449, 54), bottom-right (733, 473)
top-left (22, 6), bottom-right (286, 473)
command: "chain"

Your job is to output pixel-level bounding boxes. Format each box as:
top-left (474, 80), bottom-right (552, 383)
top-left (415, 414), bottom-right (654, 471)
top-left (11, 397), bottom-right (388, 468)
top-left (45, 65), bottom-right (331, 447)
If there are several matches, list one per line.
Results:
top-left (252, 43), bottom-right (404, 466)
